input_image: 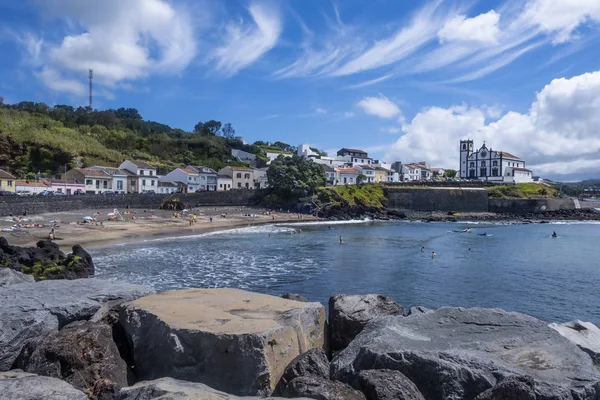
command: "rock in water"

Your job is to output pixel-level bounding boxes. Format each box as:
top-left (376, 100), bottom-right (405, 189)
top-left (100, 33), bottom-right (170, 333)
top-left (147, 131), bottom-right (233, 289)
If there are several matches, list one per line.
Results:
top-left (549, 320), bottom-right (600, 365)
top-left (282, 293), bottom-right (309, 302)
top-left (22, 320), bottom-right (130, 399)
top-left (0, 370), bottom-right (87, 400)
top-left (474, 375), bottom-right (536, 400)
top-left (331, 307), bottom-right (600, 400)
top-left (282, 376), bottom-right (366, 400)
top-left (275, 348), bottom-right (330, 394)
top-left (329, 294), bottom-right (404, 352)
top-left (120, 288), bottom-right (326, 396)
top-left (0, 268), bottom-right (35, 287)
top-left (117, 377), bottom-right (312, 400)
top-left (355, 369), bottom-right (424, 400)
top-left (0, 279), bottom-right (154, 371)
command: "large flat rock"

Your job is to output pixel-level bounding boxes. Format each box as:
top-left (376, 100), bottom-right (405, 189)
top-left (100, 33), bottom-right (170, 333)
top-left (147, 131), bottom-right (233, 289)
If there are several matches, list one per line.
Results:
top-left (0, 370), bottom-right (87, 400)
top-left (0, 279), bottom-right (154, 371)
top-left (549, 320), bottom-right (600, 365)
top-left (0, 268), bottom-right (35, 287)
top-left (331, 307), bottom-right (600, 400)
top-left (120, 288), bottom-right (326, 396)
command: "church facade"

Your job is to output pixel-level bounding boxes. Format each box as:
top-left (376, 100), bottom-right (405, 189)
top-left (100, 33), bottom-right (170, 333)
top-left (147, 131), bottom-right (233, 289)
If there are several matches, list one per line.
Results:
top-left (459, 140), bottom-right (533, 183)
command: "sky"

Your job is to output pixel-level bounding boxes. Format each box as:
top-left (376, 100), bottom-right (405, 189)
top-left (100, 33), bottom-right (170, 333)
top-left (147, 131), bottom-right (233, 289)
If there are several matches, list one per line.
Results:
top-left (1, 0), bottom-right (600, 181)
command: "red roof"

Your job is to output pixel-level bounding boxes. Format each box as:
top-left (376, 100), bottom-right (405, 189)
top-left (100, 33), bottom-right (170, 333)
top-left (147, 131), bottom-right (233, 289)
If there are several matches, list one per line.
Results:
top-left (499, 152), bottom-right (522, 161)
top-left (338, 168), bottom-right (357, 173)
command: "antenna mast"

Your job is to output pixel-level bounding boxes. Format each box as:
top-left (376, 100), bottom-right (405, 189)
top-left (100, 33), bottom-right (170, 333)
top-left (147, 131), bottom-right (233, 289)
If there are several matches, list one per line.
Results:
top-left (88, 68), bottom-right (93, 109)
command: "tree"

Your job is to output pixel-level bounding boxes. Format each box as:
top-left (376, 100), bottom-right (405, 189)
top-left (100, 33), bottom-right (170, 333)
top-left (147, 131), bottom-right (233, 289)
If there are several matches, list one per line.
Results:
top-left (194, 120), bottom-right (222, 136)
top-left (356, 174), bottom-right (367, 186)
top-left (444, 169), bottom-right (457, 179)
top-left (221, 122), bottom-right (235, 139)
top-left (267, 155), bottom-right (326, 195)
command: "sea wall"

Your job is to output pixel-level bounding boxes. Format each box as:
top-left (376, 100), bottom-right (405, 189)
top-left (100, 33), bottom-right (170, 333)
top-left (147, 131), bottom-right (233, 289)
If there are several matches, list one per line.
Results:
top-left (488, 198), bottom-right (576, 213)
top-left (0, 190), bottom-right (263, 217)
top-left (386, 187), bottom-right (489, 212)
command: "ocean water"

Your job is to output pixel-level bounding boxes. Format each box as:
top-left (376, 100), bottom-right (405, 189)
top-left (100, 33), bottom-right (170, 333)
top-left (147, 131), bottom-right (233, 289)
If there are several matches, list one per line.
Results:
top-left (92, 220), bottom-right (600, 325)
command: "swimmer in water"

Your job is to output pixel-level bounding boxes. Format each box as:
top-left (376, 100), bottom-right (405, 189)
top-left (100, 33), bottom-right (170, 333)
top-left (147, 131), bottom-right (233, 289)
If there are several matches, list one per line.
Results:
top-left (432, 251), bottom-right (436, 259)
top-left (268, 233), bottom-right (272, 238)
top-left (339, 235), bottom-right (343, 244)
top-left (552, 231), bottom-right (557, 238)
top-left (421, 246), bottom-right (425, 253)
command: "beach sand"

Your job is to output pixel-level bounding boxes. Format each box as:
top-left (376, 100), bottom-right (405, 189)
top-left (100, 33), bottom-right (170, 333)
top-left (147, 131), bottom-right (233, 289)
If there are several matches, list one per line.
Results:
top-left (0, 206), bottom-right (319, 250)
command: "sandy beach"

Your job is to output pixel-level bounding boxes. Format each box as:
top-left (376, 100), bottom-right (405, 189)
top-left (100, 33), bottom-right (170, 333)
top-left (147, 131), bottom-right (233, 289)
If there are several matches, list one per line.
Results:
top-left (0, 206), bottom-right (320, 250)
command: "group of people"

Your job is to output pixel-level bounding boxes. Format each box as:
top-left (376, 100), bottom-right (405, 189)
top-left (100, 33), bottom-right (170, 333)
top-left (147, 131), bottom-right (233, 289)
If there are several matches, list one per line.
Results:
top-left (421, 246), bottom-right (436, 259)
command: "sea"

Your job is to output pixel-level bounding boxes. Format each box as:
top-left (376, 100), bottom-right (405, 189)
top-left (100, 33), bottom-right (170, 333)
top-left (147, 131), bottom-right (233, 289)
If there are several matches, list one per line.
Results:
top-left (92, 220), bottom-right (600, 325)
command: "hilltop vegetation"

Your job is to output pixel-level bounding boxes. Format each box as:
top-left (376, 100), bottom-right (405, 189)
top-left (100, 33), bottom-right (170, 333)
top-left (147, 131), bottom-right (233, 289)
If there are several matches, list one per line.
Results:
top-left (486, 183), bottom-right (559, 199)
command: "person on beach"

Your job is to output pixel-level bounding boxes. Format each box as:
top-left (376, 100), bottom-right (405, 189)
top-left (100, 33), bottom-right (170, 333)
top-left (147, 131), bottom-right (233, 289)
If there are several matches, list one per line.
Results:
top-left (210, 217), bottom-right (213, 223)
top-left (339, 236), bottom-right (343, 244)
top-left (49, 226), bottom-right (55, 240)
top-left (432, 251), bottom-right (436, 259)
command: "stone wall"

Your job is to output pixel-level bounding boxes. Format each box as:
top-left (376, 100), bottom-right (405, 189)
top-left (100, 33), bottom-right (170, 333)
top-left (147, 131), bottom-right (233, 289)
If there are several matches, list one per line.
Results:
top-left (0, 190), bottom-right (263, 217)
top-left (488, 198), bottom-right (576, 213)
top-left (386, 187), bottom-right (490, 212)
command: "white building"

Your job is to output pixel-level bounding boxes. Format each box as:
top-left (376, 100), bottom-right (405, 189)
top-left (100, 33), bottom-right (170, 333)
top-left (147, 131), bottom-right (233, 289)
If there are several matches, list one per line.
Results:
top-left (187, 166), bottom-right (218, 191)
top-left (119, 160), bottom-right (157, 193)
top-left (355, 165), bottom-right (376, 183)
top-left (297, 144), bottom-right (319, 158)
top-left (157, 181), bottom-right (179, 194)
top-left (161, 168), bottom-right (200, 193)
top-left (265, 151), bottom-right (293, 164)
top-left (252, 168), bottom-right (269, 189)
top-left (231, 149), bottom-right (256, 164)
top-left (89, 166), bottom-right (127, 194)
top-left (323, 165), bottom-right (338, 185)
top-left (402, 164), bottom-right (422, 182)
top-left (217, 175), bottom-right (232, 191)
top-left (459, 140), bottom-right (533, 183)
top-left (338, 168), bottom-right (359, 185)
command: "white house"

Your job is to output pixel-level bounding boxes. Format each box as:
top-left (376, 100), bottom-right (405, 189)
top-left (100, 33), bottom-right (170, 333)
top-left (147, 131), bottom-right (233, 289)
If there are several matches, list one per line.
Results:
top-left (337, 148), bottom-right (375, 165)
top-left (323, 165), bottom-right (338, 185)
top-left (157, 181), bottom-right (179, 194)
top-left (459, 140), bottom-right (533, 183)
top-left (89, 166), bottom-right (127, 193)
top-left (355, 165), bottom-right (376, 183)
top-left (161, 168), bottom-right (200, 193)
top-left (119, 160), bottom-right (157, 193)
top-left (187, 166), bottom-right (218, 191)
top-left (297, 144), bottom-right (319, 158)
top-left (402, 164), bottom-right (422, 182)
top-left (16, 181), bottom-right (49, 194)
top-left (252, 168), bottom-right (269, 189)
top-left (63, 168), bottom-right (112, 194)
top-left (338, 168), bottom-right (359, 185)
top-left (265, 151), bottom-right (293, 164)
top-left (217, 175), bottom-right (233, 191)
top-left (386, 170), bottom-right (401, 183)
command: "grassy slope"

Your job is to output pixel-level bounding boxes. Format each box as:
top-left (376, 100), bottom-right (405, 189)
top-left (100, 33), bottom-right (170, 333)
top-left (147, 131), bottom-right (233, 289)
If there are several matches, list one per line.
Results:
top-left (317, 184), bottom-right (386, 209)
top-left (487, 183), bottom-right (559, 199)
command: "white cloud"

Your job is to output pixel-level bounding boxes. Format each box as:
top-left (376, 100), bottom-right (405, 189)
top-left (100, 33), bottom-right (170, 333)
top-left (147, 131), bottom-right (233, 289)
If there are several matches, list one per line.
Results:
top-left (356, 95), bottom-right (401, 119)
top-left (37, 67), bottom-right (86, 96)
top-left (385, 70), bottom-right (600, 180)
top-left (316, 108), bottom-right (327, 114)
top-left (380, 126), bottom-right (401, 134)
top-left (212, 2), bottom-right (282, 77)
top-left (25, 0), bottom-right (196, 94)
top-left (438, 11), bottom-right (501, 44)
top-left (523, 0), bottom-right (600, 43)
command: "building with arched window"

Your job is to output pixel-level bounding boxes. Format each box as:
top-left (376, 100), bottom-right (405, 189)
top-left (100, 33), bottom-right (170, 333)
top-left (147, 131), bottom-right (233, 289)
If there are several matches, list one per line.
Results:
top-left (459, 140), bottom-right (533, 183)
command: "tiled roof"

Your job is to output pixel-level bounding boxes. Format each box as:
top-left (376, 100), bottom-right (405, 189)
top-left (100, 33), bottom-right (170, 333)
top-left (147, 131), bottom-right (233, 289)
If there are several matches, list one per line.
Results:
top-left (338, 168), bottom-right (357, 173)
top-left (180, 168), bottom-right (198, 175)
top-left (122, 170), bottom-right (138, 177)
top-left (498, 152), bottom-right (522, 160)
top-left (16, 181), bottom-right (48, 187)
top-left (76, 168), bottom-right (111, 178)
top-left (322, 165), bottom-right (336, 172)
top-left (228, 166), bottom-right (253, 171)
top-left (512, 167), bottom-right (532, 172)
top-left (0, 169), bottom-right (16, 179)
top-left (129, 160), bottom-right (156, 169)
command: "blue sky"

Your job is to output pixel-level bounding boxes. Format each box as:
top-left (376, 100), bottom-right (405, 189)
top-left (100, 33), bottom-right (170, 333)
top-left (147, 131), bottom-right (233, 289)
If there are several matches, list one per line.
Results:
top-left (1, 0), bottom-right (600, 181)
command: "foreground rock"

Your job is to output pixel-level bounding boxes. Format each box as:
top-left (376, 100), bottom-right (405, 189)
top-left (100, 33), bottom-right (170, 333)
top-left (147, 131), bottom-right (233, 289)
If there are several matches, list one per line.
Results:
top-left (549, 320), bottom-right (600, 365)
top-left (0, 238), bottom-right (94, 280)
top-left (0, 268), bottom-right (35, 287)
top-left (0, 370), bottom-right (87, 400)
top-left (329, 294), bottom-right (404, 351)
top-left (331, 307), bottom-right (600, 400)
top-left (282, 376), bottom-right (366, 400)
top-left (275, 348), bottom-right (330, 394)
top-left (474, 376), bottom-right (536, 400)
top-left (117, 377), bottom-right (311, 400)
top-left (0, 279), bottom-right (154, 371)
top-left (21, 320), bottom-right (130, 399)
top-left (355, 369), bottom-right (424, 400)
top-left (282, 293), bottom-right (309, 302)
top-left (121, 288), bottom-right (326, 396)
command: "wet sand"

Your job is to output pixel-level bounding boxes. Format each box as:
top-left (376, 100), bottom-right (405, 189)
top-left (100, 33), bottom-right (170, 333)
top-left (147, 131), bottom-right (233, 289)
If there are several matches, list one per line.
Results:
top-left (0, 206), bottom-right (319, 250)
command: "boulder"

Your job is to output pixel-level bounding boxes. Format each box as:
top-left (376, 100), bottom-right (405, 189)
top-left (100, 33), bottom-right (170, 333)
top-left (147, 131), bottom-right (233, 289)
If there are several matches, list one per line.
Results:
top-left (91, 299), bottom-right (135, 368)
top-left (355, 369), bottom-right (424, 400)
top-left (120, 288), bottom-right (326, 396)
top-left (0, 370), bottom-right (87, 400)
top-left (0, 279), bottom-right (154, 371)
top-left (0, 268), bottom-right (35, 287)
top-left (275, 348), bottom-right (330, 394)
top-left (549, 320), bottom-right (600, 365)
top-left (329, 294), bottom-right (404, 352)
top-left (405, 306), bottom-right (432, 316)
top-left (282, 376), bottom-right (366, 400)
top-left (117, 377), bottom-right (312, 400)
top-left (331, 307), bottom-right (600, 400)
top-left (282, 293), bottom-right (309, 302)
top-left (21, 320), bottom-right (130, 400)
top-left (474, 375), bottom-right (536, 400)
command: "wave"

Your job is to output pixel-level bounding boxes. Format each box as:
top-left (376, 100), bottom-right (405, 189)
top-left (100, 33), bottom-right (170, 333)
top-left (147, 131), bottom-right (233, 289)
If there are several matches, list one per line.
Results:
top-left (276, 219), bottom-right (373, 227)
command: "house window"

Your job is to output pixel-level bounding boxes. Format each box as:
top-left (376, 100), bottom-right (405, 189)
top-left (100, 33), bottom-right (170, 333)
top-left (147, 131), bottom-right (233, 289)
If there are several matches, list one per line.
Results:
top-left (140, 170), bottom-right (144, 175)
top-left (151, 180), bottom-right (155, 186)
top-left (7, 180), bottom-right (12, 187)
top-left (96, 180), bottom-right (100, 189)
top-left (237, 182), bottom-right (242, 188)
top-left (236, 173), bottom-right (242, 178)
top-left (142, 179), bottom-right (146, 186)
top-left (493, 161), bottom-right (498, 166)
top-left (149, 171), bottom-right (153, 176)
top-left (66, 189), bottom-right (71, 195)
top-left (506, 172), bottom-right (510, 176)
top-left (481, 161), bottom-right (486, 167)
top-left (470, 162), bottom-right (475, 168)
top-left (245, 183), bottom-right (249, 188)
top-left (103, 181), bottom-right (108, 189)
top-left (86, 179), bottom-right (93, 186)
top-left (480, 168), bottom-right (486, 177)
top-left (244, 173), bottom-right (250, 179)
top-left (117, 181), bottom-right (123, 190)
top-left (219, 184), bottom-right (223, 188)
top-left (131, 180), bottom-right (136, 186)
top-left (462, 144), bottom-right (466, 150)
top-left (492, 168), bottom-right (498, 177)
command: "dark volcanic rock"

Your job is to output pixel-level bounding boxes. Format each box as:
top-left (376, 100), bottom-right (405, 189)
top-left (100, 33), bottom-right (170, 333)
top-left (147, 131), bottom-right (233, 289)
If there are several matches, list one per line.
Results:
top-left (0, 370), bottom-right (88, 400)
top-left (474, 375), bottom-right (536, 400)
top-left (0, 279), bottom-right (155, 371)
top-left (329, 294), bottom-right (404, 352)
top-left (275, 348), bottom-right (330, 395)
top-left (282, 376), bottom-right (365, 400)
top-left (355, 369), bottom-right (424, 400)
top-left (282, 293), bottom-right (309, 302)
top-left (0, 237), bottom-right (94, 280)
top-left (22, 320), bottom-right (130, 400)
top-left (0, 268), bottom-right (35, 287)
top-left (331, 307), bottom-right (600, 400)
top-left (405, 306), bottom-right (433, 316)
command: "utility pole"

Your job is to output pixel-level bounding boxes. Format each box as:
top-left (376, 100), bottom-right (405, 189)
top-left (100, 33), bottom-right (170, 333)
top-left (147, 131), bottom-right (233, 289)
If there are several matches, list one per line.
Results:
top-left (89, 68), bottom-right (93, 109)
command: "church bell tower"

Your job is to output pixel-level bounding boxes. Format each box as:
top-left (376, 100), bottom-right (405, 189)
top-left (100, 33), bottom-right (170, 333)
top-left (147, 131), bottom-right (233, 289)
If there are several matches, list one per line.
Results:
top-left (459, 140), bottom-right (473, 179)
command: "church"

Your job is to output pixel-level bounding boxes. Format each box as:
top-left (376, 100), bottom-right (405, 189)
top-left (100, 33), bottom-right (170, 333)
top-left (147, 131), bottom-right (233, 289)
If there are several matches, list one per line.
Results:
top-left (459, 140), bottom-right (533, 183)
